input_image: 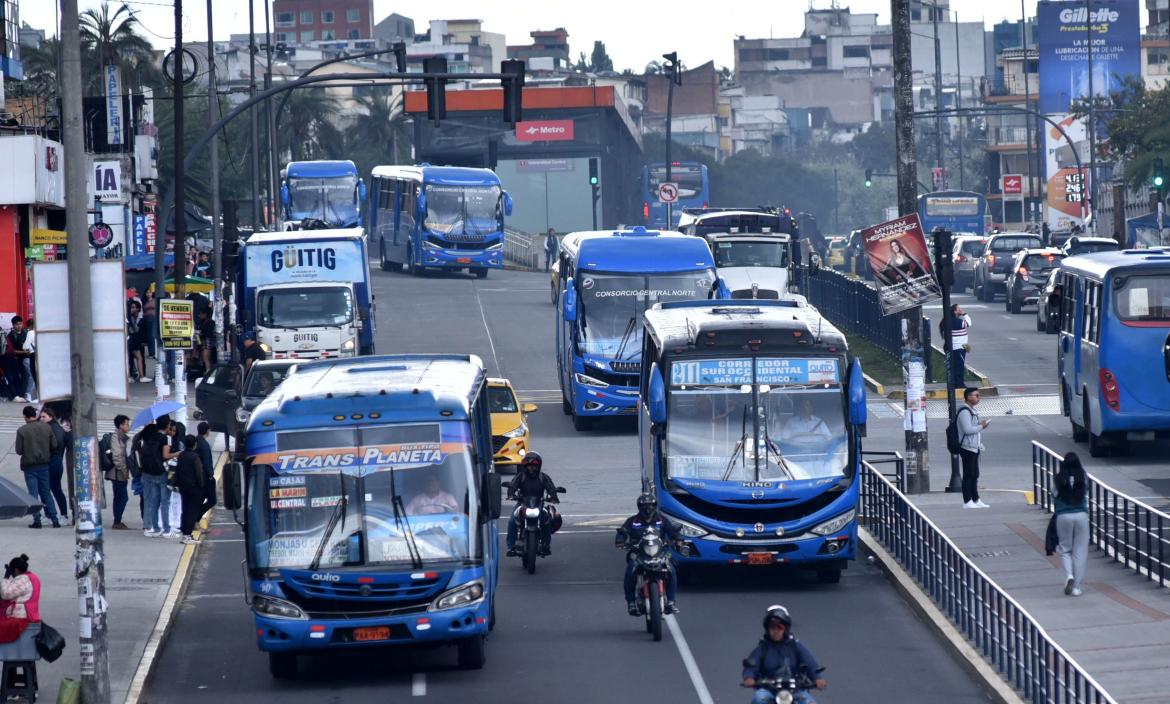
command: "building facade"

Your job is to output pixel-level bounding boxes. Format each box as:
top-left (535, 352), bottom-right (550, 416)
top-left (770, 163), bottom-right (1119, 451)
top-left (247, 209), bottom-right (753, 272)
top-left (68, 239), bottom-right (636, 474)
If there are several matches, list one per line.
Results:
top-left (273, 0), bottom-right (374, 44)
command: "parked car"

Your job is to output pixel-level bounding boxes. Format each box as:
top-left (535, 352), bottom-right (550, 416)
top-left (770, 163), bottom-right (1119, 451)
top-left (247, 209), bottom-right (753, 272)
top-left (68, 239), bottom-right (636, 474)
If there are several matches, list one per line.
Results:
top-left (1061, 236), bottom-right (1121, 257)
top-left (973, 232), bottom-right (1043, 301)
top-left (489, 377), bottom-right (538, 470)
top-left (951, 234), bottom-right (988, 293)
top-left (826, 236), bottom-right (848, 270)
top-left (1036, 268), bottom-right (1062, 333)
top-left (195, 359), bottom-right (298, 436)
top-left (1005, 248), bottom-right (1064, 313)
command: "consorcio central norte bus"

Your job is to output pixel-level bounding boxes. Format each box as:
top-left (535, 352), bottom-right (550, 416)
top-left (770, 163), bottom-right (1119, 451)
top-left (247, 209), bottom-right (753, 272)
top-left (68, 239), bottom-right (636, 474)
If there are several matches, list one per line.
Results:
top-left (639, 300), bottom-right (868, 583)
top-left (222, 354), bottom-right (503, 678)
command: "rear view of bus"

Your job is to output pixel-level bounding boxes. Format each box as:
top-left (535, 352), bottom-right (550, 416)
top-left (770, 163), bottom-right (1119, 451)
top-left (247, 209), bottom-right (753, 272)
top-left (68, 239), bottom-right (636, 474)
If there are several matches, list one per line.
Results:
top-left (643, 162), bottom-right (709, 229)
top-left (229, 355), bottom-right (502, 677)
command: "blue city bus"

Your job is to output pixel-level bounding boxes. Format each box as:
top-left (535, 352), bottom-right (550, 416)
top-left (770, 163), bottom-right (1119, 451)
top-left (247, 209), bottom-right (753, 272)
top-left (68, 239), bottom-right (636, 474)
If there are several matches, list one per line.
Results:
top-left (280, 160), bottom-right (366, 229)
top-left (638, 300), bottom-right (868, 583)
top-left (230, 354), bottom-right (502, 677)
top-left (1055, 249), bottom-right (1170, 457)
top-left (643, 162), bottom-right (709, 229)
top-left (917, 190), bottom-right (987, 236)
top-left (557, 227), bottom-right (717, 431)
top-left (369, 165), bottom-right (512, 278)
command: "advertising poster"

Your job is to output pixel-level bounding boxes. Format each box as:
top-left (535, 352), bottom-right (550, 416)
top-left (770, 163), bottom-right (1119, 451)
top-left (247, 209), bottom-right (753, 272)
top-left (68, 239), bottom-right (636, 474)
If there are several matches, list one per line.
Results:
top-left (159, 299), bottom-right (194, 350)
top-left (1038, 0), bottom-right (1141, 229)
top-left (860, 213), bottom-right (942, 315)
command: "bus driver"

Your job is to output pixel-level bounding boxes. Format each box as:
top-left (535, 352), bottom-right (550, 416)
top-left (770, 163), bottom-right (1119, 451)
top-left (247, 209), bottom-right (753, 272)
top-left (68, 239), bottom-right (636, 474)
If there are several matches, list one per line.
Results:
top-left (779, 399), bottom-right (831, 445)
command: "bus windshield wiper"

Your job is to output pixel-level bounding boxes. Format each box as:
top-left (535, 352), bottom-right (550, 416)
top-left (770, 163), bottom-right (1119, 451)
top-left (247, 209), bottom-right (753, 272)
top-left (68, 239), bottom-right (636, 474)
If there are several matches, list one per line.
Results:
top-left (309, 489), bottom-right (348, 571)
top-left (612, 316), bottom-right (639, 361)
top-left (721, 405), bottom-right (750, 481)
top-left (389, 468), bottom-right (423, 568)
top-left (760, 403), bottom-right (794, 480)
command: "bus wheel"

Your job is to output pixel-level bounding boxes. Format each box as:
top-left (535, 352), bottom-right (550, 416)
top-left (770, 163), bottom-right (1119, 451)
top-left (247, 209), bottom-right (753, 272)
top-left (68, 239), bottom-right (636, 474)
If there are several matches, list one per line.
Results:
top-left (474, 268), bottom-right (488, 279)
top-left (457, 635), bottom-right (486, 670)
top-left (268, 652), bottom-right (298, 679)
top-left (1088, 430), bottom-right (1108, 458)
top-left (406, 246), bottom-right (417, 276)
top-left (572, 413), bottom-right (593, 432)
top-left (561, 393), bottom-right (572, 415)
top-left (816, 568), bottom-right (842, 584)
top-left (379, 241), bottom-right (391, 271)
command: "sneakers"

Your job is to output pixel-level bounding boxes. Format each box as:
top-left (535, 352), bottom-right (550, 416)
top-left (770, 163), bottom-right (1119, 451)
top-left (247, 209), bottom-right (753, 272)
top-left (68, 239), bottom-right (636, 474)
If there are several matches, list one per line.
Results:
top-left (144, 529), bottom-right (162, 537)
top-left (665, 601), bottom-right (678, 615)
top-left (140, 377), bottom-right (153, 383)
top-left (1070, 587), bottom-right (1083, 597)
top-left (13, 396), bottom-right (27, 402)
top-left (181, 535), bottom-right (197, 545)
top-left (974, 500), bottom-right (990, 508)
top-left (51, 520), bottom-right (61, 528)
top-left (963, 501), bottom-right (977, 509)
top-left (627, 602), bottom-right (640, 616)
top-left (1064, 576), bottom-right (1075, 596)
top-left (28, 523), bottom-right (42, 529)
top-left (164, 529), bottom-right (182, 538)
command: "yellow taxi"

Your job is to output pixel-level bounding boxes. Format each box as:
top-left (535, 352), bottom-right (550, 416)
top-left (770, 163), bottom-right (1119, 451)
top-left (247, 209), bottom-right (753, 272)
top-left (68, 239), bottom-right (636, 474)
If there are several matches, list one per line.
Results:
top-left (488, 378), bottom-right (537, 469)
top-left (826, 236), bottom-right (848, 270)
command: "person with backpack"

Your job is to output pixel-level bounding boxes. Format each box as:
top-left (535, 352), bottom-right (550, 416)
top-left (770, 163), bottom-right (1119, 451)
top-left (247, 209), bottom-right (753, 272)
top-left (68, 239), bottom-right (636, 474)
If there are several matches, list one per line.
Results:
top-left (1054, 452), bottom-right (1089, 596)
top-left (103, 415), bottom-right (132, 529)
top-left (135, 422), bottom-right (173, 537)
top-left (175, 435), bottom-right (205, 545)
top-left (954, 387), bottom-right (990, 508)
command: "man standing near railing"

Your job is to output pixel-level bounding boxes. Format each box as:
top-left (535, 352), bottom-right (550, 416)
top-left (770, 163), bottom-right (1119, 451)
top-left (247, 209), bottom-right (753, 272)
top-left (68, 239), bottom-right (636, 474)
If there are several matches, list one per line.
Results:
top-left (958, 387), bottom-right (991, 509)
top-left (948, 304), bottom-right (972, 390)
top-left (544, 228), bottom-right (558, 273)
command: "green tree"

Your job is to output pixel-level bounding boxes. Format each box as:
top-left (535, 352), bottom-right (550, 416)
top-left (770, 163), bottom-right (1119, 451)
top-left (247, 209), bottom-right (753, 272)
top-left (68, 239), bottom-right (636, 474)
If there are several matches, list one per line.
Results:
top-left (345, 93), bottom-right (411, 179)
top-left (1073, 76), bottom-right (1170, 190)
top-left (80, 1), bottom-right (160, 92)
top-left (590, 41), bottom-right (613, 72)
top-left (276, 89), bottom-right (343, 162)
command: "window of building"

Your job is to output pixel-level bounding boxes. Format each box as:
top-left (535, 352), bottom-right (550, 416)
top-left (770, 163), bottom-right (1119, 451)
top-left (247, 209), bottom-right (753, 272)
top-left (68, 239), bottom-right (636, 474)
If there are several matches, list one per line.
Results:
top-left (322, 30), bottom-right (335, 40)
top-left (300, 30), bottom-right (315, 42)
top-left (275, 32), bottom-right (289, 43)
top-left (300, 11), bottom-right (313, 25)
top-left (347, 9), bottom-right (361, 22)
top-left (276, 12), bottom-right (294, 28)
top-left (322, 10), bottom-right (334, 23)
top-left (348, 30), bottom-right (360, 39)
top-left (843, 45), bottom-right (869, 59)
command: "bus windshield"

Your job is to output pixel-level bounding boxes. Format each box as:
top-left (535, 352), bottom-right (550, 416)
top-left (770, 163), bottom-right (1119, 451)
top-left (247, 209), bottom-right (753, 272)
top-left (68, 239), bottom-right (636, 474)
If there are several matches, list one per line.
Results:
top-left (1115, 274), bottom-right (1170, 322)
top-left (665, 358), bottom-right (847, 481)
top-left (578, 271), bottom-right (714, 358)
top-left (287, 176), bottom-right (359, 222)
top-left (258, 286), bottom-right (354, 328)
top-left (714, 241), bottom-right (789, 268)
top-left (424, 185), bottom-right (500, 237)
top-left (248, 423), bottom-right (477, 570)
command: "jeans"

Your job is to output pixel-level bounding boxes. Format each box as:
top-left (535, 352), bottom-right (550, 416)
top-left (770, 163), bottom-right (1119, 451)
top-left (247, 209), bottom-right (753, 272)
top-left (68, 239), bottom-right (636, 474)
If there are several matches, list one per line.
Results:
top-left (143, 315), bottom-right (156, 357)
top-left (950, 347), bottom-right (967, 389)
top-left (958, 448), bottom-right (980, 504)
top-left (179, 488), bottom-right (203, 536)
top-left (49, 454), bottom-right (68, 518)
top-left (22, 358), bottom-right (35, 400)
top-left (505, 511), bottom-right (551, 550)
top-left (624, 557), bottom-right (677, 603)
top-left (1057, 511), bottom-right (1090, 589)
top-left (111, 480), bottom-right (128, 524)
top-left (22, 465), bottom-right (58, 525)
top-left (751, 690), bottom-right (815, 704)
top-left (142, 473), bottom-right (172, 532)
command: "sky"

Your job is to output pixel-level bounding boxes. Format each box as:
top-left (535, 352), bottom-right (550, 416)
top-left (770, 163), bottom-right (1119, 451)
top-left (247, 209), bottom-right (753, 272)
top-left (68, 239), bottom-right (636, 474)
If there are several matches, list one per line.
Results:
top-left (20, 1), bottom-right (1147, 72)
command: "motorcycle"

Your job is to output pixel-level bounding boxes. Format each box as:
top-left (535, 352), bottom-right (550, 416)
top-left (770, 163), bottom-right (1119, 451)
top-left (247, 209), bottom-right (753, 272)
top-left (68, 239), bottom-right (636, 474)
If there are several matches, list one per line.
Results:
top-left (626, 525), bottom-right (673, 642)
top-left (510, 488), bottom-right (565, 574)
top-left (741, 664), bottom-right (824, 704)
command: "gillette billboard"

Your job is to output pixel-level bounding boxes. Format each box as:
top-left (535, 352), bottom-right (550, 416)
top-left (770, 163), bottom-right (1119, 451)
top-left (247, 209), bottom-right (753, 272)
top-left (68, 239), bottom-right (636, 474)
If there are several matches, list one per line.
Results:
top-left (1038, 0), bottom-right (1140, 229)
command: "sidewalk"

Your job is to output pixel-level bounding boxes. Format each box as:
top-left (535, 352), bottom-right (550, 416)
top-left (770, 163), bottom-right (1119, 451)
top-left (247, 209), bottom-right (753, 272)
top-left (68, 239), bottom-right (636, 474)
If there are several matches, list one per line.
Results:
top-left (913, 492), bottom-right (1170, 704)
top-left (0, 375), bottom-right (212, 702)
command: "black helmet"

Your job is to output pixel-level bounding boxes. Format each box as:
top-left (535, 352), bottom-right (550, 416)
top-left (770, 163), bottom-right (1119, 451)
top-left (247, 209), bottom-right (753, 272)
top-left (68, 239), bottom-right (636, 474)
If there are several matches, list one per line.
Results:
top-left (522, 452), bottom-right (543, 471)
top-left (762, 604), bottom-right (792, 631)
top-left (636, 492), bottom-right (656, 514)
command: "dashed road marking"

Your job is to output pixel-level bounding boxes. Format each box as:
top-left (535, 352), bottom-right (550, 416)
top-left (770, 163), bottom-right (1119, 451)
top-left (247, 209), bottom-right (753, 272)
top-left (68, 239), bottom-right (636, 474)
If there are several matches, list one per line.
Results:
top-left (666, 615), bottom-right (716, 704)
top-left (412, 673), bottom-right (426, 696)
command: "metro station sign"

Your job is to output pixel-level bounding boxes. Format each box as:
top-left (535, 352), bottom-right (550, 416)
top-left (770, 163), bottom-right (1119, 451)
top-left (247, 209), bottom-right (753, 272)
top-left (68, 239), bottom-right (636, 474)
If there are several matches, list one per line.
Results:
top-left (515, 119), bottom-right (575, 142)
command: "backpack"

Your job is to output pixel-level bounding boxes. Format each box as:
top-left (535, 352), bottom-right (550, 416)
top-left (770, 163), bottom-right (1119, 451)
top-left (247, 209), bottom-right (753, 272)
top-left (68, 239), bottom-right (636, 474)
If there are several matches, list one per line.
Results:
top-left (98, 433), bottom-right (115, 474)
top-left (137, 436), bottom-right (165, 475)
top-left (945, 407), bottom-right (972, 454)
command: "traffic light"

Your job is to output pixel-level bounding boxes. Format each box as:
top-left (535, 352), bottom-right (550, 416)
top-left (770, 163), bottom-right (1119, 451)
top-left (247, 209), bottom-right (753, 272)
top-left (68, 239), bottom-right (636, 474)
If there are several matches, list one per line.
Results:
top-left (662, 51), bottom-right (682, 86)
top-left (501, 59), bottom-right (525, 124)
top-left (1153, 157), bottom-right (1165, 190)
top-left (392, 41), bottom-right (407, 73)
top-left (588, 158), bottom-right (599, 187)
top-left (423, 56), bottom-right (447, 123)
top-left (932, 228), bottom-right (954, 287)
top-left (864, 169), bottom-right (873, 188)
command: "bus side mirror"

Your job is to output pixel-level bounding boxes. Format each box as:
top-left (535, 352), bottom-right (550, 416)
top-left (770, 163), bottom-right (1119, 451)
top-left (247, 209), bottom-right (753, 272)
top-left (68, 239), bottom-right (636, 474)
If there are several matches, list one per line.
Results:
top-left (502, 191), bottom-right (513, 216)
top-left (563, 279), bottom-right (578, 322)
top-left (416, 191), bottom-right (427, 218)
top-left (714, 278), bottom-right (730, 300)
top-left (485, 473), bottom-right (502, 519)
top-left (848, 358), bottom-right (867, 427)
top-left (358, 179), bottom-right (367, 204)
top-left (222, 461), bottom-right (244, 511)
top-left (279, 184), bottom-right (289, 208)
top-left (648, 363), bottom-right (667, 425)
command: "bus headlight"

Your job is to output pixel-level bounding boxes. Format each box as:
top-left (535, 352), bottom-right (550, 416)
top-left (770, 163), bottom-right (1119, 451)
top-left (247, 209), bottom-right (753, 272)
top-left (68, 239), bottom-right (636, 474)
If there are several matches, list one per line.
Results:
top-left (430, 579), bottom-right (485, 611)
top-left (574, 372), bottom-right (609, 388)
top-left (422, 240), bottom-right (442, 250)
top-left (341, 338), bottom-right (356, 351)
top-left (252, 594), bottom-right (308, 620)
top-left (663, 514), bottom-right (708, 538)
top-left (487, 242), bottom-right (503, 251)
top-left (503, 423), bottom-right (527, 438)
top-left (810, 509), bottom-right (856, 536)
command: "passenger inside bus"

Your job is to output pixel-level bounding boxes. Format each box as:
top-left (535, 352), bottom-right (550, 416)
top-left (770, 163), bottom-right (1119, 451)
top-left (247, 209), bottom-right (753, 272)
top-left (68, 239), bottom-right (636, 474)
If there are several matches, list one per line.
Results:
top-left (779, 399), bottom-right (832, 445)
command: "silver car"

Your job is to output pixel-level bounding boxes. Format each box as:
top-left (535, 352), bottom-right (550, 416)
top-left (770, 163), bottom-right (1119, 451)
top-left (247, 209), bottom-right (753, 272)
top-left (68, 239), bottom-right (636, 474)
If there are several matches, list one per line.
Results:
top-left (951, 234), bottom-right (987, 294)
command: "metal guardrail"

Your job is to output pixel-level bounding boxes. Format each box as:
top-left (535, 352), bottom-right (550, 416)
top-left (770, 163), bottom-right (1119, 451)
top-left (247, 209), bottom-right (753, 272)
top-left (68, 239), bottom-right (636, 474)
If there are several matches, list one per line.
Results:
top-left (503, 228), bottom-right (541, 270)
top-left (861, 450), bottom-right (905, 494)
top-left (1031, 441), bottom-right (1169, 589)
top-left (796, 266), bottom-right (905, 358)
top-left (861, 462), bottom-right (1117, 704)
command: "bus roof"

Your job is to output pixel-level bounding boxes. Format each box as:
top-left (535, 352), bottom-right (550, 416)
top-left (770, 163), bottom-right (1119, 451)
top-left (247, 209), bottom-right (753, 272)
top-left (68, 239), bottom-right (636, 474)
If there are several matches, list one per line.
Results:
top-left (370, 164), bottom-right (501, 187)
top-left (284, 160), bottom-right (358, 179)
top-left (573, 228), bottom-right (714, 274)
top-left (249, 354), bottom-right (486, 431)
top-left (246, 229), bottom-right (365, 245)
top-left (1060, 248), bottom-right (1170, 279)
top-left (643, 300), bottom-right (847, 352)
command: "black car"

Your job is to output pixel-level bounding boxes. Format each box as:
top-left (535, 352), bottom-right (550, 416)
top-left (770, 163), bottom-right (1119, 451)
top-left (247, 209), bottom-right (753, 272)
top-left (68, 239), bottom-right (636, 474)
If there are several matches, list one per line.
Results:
top-left (1035, 268), bottom-right (1062, 333)
top-left (195, 359), bottom-right (297, 438)
top-left (1005, 248), bottom-right (1063, 314)
top-left (973, 233), bottom-right (1043, 301)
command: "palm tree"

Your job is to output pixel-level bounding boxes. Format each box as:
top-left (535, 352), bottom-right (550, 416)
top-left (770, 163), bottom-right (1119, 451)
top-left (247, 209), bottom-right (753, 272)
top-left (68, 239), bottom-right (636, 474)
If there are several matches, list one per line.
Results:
top-left (80, 2), bottom-right (159, 92)
top-left (277, 88), bottom-right (342, 162)
top-left (345, 92), bottom-right (411, 175)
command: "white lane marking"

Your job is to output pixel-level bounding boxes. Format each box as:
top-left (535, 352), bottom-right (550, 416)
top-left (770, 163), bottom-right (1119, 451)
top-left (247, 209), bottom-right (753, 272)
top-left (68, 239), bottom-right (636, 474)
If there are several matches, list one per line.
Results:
top-left (184, 592), bottom-right (245, 600)
top-left (472, 281), bottom-right (502, 373)
top-left (412, 673), bottom-right (426, 697)
top-left (1007, 337), bottom-right (1018, 341)
top-left (204, 539), bottom-right (246, 543)
top-left (665, 615), bottom-right (716, 704)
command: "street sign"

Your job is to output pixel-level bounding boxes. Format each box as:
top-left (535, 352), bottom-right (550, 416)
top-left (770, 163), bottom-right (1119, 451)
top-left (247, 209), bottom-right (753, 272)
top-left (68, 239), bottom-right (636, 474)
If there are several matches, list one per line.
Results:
top-left (88, 222), bottom-right (114, 248)
top-left (514, 119), bottom-right (575, 142)
top-left (1002, 174), bottom-right (1023, 195)
top-left (160, 299), bottom-right (195, 350)
top-left (657, 182), bottom-right (679, 204)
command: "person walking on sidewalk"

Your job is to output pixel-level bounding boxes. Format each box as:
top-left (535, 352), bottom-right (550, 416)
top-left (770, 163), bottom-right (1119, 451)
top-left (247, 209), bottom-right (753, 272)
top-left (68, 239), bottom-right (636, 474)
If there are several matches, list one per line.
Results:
top-left (106, 414), bottom-right (132, 529)
top-left (4, 316), bottom-right (30, 402)
top-left (948, 304), bottom-right (972, 389)
top-left (1055, 452), bottom-right (1089, 597)
top-left (175, 435), bottom-right (205, 544)
top-left (196, 422), bottom-right (216, 519)
top-left (40, 407), bottom-right (69, 524)
top-left (15, 405), bottom-right (60, 528)
top-left (136, 422), bottom-right (172, 537)
top-left (544, 228), bottom-right (558, 273)
top-left (22, 318), bottom-right (36, 403)
top-left (958, 387), bottom-right (991, 509)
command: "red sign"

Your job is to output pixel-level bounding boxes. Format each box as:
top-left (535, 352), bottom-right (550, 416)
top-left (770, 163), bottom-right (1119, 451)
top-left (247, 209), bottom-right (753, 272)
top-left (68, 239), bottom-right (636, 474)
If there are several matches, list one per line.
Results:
top-left (514, 119), bottom-right (575, 142)
top-left (1002, 174), bottom-right (1023, 195)
top-left (144, 195), bottom-right (157, 254)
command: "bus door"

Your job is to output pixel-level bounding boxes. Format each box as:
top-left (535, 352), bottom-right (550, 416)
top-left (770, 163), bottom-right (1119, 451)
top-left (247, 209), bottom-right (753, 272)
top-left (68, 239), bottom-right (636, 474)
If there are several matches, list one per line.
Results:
top-left (1071, 276), bottom-right (1087, 414)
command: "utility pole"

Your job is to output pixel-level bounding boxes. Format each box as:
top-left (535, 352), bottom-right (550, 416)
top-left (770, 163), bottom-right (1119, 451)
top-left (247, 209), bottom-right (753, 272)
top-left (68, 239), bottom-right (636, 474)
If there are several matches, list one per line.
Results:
top-left (1086, 0), bottom-right (1098, 232)
top-left (207, 0), bottom-right (224, 358)
top-left (263, 2), bottom-right (279, 226)
top-left (834, 167), bottom-right (840, 233)
top-left (173, 0), bottom-right (188, 425)
top-left (954, 10), bottom-right (965, 191)
top-left (892, 0), bottom-right (929, 493)
top-left (1020, 0), bottom-right (1035, 228)
top-left (62, 0), bottom-right (111, 698)
top-left (248, 1), bottom-right (261, 229)
top-left (932, 1), bottom-right (944, 186)
top-left (663, 51), bottom-right (679, 229)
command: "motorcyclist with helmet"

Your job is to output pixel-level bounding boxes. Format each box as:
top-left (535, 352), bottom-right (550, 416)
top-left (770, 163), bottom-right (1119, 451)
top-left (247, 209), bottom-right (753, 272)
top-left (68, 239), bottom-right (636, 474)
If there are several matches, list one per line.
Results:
top-left (615, 492), bottom-right (680, 616)
top-left (505, 452), bottom-right (560, 557)
top-left (742, 605), bottom-right (826, 704)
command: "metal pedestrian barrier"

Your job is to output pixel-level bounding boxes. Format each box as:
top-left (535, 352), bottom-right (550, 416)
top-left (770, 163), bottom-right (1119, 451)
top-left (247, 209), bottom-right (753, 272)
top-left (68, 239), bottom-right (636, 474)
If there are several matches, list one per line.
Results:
top-left (795, 266), bottom-right (905, 359)
top-left (504, 228), bottom-right (541, 270)
top-left (861, 462), bottom-right (1117, 704)
top-left (1032, 441), bottom-right (1169, 589)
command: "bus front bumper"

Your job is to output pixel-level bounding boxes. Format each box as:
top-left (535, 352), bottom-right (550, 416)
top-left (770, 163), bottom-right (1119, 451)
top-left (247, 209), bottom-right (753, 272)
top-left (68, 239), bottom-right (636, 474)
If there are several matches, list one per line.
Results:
top-left (671, 524), bottom-right (858, 567)
top-left (572, 381), bottom-right (639, 417)
top-left (253, 603), bottom-right (489, 652)
top-left (420, 243), bottom-right (503, 269)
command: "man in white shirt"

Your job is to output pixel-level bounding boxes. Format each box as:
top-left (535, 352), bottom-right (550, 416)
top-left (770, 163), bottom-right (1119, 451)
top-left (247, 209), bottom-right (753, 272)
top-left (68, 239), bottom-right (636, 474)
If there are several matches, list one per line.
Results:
top-left (405, 475), bottom-right (460, 515)
top-left (780, 399), bottom-right (832, 445)
top-left (948, 304), bottom-right (972, 389)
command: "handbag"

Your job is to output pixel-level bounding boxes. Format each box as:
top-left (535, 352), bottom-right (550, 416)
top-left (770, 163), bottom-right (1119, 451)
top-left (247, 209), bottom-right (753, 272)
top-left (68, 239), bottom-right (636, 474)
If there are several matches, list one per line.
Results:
top-left (1044, 514), bottom-right (1059, 556)
top-left (35, 621), bottom-right (66, 662)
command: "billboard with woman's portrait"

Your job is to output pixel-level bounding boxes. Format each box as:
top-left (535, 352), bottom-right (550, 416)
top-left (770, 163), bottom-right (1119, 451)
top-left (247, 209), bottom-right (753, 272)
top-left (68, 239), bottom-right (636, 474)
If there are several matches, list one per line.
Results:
top-left (860, 213), bottom-right (942, 315)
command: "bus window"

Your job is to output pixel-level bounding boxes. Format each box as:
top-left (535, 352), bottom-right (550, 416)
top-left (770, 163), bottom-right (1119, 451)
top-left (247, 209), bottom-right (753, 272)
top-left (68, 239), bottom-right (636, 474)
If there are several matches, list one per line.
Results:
top-left (1115, 274), bottom-right (1170, 322)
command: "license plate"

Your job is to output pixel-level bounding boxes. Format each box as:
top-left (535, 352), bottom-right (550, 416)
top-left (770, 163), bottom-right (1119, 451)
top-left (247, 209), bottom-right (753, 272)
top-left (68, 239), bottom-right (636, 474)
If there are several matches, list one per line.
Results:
top-left (353, 626), bottom-right (391, 642)
top-left (457, 257), bottom-right (471, 263)
top-left (745, 552), bottom-right (773, 565)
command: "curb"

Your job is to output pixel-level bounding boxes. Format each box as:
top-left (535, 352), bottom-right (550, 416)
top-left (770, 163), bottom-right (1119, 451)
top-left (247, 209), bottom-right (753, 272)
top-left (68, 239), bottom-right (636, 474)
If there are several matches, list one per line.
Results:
top-left (862, 372), bottom-right (886, 396)
top-left (930, 343), bottom-right (992, 386)
top-left (858, 528), bottom-right (1025, 704)
top-left (885, 385), bottom-right (1000, 400)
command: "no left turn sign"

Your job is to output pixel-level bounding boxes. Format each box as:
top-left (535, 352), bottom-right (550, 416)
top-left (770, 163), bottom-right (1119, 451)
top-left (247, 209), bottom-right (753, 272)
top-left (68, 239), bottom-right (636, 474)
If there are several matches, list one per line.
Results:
top-left (658, 182), bottom-right (679, 203)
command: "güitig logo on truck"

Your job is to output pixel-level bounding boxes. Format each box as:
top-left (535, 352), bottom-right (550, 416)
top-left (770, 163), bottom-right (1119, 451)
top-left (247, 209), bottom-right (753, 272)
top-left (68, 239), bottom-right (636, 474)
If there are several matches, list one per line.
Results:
top-left (271, 245), bottom-right (338, 273)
